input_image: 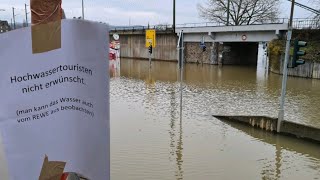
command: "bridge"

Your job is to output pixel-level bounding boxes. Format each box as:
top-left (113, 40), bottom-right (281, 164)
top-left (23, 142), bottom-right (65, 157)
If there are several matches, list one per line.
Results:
top-left (173, 23), bottom-right (289, 65)
top-left (110, 18), bottom-right (319, 65)
top-left (175, 23), bottom-right (288, 42)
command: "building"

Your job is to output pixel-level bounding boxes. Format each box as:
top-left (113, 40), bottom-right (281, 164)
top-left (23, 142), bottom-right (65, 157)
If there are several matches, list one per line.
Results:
top-left (0, 20), bottom-right (11, 33)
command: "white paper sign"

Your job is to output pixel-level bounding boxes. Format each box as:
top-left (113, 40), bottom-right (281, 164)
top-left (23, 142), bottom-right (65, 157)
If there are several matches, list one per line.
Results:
top-left (0, 20), bottom-right (109, 180)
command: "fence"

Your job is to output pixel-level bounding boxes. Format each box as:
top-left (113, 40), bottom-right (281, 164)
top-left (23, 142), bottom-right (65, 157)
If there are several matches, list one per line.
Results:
top-left (292, 18), bottom-right (320, 29)
top-left (111, 24), bottom-right (173, 32)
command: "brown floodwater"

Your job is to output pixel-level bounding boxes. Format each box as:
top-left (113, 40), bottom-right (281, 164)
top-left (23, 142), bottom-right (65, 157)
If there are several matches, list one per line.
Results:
top-left (110, 48), bottom-right (320, 179)
top-left (0, 47), bottom-right (319, 179)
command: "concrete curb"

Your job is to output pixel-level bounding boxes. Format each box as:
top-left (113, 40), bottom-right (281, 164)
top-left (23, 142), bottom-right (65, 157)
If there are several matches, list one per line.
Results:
top-left (213, 115), bottom-right (320, 143)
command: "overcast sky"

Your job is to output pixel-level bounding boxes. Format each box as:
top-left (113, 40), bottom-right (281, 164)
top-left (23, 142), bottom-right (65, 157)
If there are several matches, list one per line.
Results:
top-left (0, 0), bottom-right (318, 26)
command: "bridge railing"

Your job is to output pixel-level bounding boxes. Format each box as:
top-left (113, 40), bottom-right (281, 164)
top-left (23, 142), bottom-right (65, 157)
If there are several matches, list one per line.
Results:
top-left (175, 18), bottom-right (288, 28)
top-left (292, 18), bottom-right (320, 29)
top-left (110, 24), bottom-right (173, 32)
top-left (176, 22), bottom-right (223, 28)
top-left (110, 18), bottom-right (320, 32)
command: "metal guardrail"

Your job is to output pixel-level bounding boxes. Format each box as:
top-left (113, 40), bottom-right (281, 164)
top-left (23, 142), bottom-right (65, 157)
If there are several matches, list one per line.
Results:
top-left (110, 18), bottom-right (320, 32)
top-left (292, 18), bottom-right (320, 29)
top-left (111, 24), bottom-right (173, 31)
top-left (176, 18), bottom-right (288, 28)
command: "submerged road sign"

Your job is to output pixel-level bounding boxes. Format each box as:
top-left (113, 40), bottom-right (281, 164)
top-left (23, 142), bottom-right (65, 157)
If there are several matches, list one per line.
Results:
top-left (146, 29), bottom-right (156, 48)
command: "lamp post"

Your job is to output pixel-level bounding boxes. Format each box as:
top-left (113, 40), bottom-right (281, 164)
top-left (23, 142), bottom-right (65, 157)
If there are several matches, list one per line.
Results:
top-left (226, 0), bottom-right (230, 26)
top-left (82, 0), bottom-right (85, 20)
top-left (25, 4), bottom-right (29, 27)
top-left (12, 7), bottom-right (16, 29)
top-left (173, 0), bottom-right (175, 33)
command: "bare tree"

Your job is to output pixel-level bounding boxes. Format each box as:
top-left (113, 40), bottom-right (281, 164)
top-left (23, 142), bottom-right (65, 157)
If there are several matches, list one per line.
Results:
top-left (198, 0), bottom-right (280, 25)
top-left (314, 0), bottom-right (320, 23)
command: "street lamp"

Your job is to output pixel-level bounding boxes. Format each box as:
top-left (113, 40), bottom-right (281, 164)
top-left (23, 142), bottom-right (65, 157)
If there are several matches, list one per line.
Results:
top-left (173, 0), bottom-right (175, 33)
top-left (12, 7), bottom-right (16, 29)
top-left (25, 4), bottom-right (30, 27)
top-left (226, 0), bottom-right (230, 26)
top-left (82, 0), bottom-right (84, 20)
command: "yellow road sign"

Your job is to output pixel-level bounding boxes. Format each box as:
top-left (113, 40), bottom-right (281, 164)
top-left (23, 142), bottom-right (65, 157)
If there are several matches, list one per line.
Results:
top-left (145, 29), bottom-right (156, 48)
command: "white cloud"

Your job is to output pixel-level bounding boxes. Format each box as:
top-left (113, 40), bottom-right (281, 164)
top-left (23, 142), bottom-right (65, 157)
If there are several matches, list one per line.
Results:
top-left (0, 0), bottom-right (316, 26)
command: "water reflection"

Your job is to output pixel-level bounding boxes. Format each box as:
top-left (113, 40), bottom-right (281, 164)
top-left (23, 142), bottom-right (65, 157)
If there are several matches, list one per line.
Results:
top-left (110, 56), bottom-right (320, 180)
top-left (175, 117), bottom-right (183, 180)
top-left (169, 87), bottom-right (176, 159)
top-left (167, 75), bottom-right (184, 179)
top-left (109, 59), bottom-right (120, 78)
top-left (118, 58), bottom-right (320, 128)
top-left (217, 117), bottom-right (320, 179)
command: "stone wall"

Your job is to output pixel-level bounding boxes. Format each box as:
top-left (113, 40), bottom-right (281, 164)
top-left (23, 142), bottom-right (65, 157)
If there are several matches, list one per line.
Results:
top-left (113, 31), bottom-right (259, 65)
top-left (184, 42), bottom-right (212, 64)
top-left (178, 42), bottom-right (258, 65)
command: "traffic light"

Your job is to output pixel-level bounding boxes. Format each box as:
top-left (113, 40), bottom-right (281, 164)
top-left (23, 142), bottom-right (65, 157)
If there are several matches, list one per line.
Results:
top-left (292, 40), bottom-right (307, 68)
top-left (148, 45), bottom-right (152, 54)
top-left (200, 42), bottom-right (206, 52)
top-left (202, 45), bottom-right (206, 52)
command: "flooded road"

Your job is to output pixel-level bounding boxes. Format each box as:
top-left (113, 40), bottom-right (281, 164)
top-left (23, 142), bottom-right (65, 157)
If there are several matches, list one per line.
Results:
top-left (0, 47), bottom-right (319, 179)
top-left (110, 48), bottom-right (320, 179)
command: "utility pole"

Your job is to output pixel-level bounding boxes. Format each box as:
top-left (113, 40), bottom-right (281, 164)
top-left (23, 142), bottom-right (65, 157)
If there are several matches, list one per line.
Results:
top-left (226, 0), bottom-right (230, 26)
top-left (25, 4), bottom-right (28, 27)
top-left (12, 7), bottom-right (16, 29)
top-left (277, 0), bottom-right (295, 133)
top-left (82, 0), bottom-right (84, 20)
top-left (173, 0), bottom-right (176, 33)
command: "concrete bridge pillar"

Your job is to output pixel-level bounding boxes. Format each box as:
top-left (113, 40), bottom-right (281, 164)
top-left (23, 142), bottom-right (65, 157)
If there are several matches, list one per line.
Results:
top-left (210, 42), bottom-right (220, 65)
top-left (217, 42), bottom-right (224, 65)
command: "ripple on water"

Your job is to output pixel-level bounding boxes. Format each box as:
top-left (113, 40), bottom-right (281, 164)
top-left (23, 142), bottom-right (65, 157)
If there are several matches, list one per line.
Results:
top-left (110, 59), bottom-right (320, 180)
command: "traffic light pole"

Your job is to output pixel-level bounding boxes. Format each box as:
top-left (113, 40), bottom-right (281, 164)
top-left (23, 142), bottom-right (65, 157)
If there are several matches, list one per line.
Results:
top-left (148, 44), bottom-right (152, 68)
top-left (177, 31), bottom-right (184, 121)
top-left (149, 51), bottom-right (152, 68)
top-left (277, 0), bottom-right (295, 133)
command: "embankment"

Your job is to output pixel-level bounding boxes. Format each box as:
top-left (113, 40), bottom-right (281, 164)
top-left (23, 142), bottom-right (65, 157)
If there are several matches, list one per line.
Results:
top-left (268, 29), bottom-right (320, 79)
